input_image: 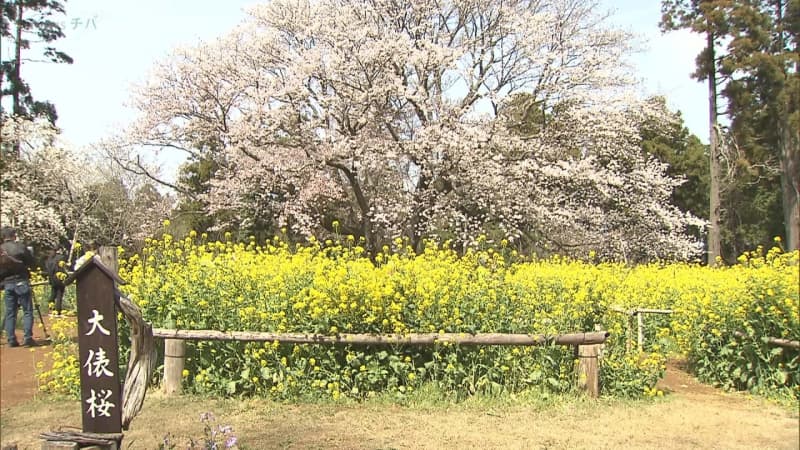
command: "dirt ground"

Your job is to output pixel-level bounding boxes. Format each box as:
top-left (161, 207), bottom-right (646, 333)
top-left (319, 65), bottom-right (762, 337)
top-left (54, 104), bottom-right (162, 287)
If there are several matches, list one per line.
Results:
top-left (0, 316), bottom-right (54, 410)
top-left (1, 329), bottom-right (798, 449)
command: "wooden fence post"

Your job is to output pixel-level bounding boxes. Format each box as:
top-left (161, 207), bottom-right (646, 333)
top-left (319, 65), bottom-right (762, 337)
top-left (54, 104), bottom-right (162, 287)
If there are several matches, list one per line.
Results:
top-left (42, 248), bottom-right (155, 448)
top-left (46, 257), bottom-right (126, 449)
top-left (577, 344), bottom-right (600, 398)
top-left (163, 339), bottom-right (186, 395)
top-left (637, 311), bottom-right (644, 351)
top-left (97, 247), bottom-right (119, 276)
top-left (626, 314), bottom-right (633, 352)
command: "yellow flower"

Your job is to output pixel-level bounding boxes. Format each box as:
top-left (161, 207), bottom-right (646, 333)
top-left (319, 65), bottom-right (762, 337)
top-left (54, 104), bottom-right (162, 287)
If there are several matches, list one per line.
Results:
top-left (110, 230), bottom-right (798, 401)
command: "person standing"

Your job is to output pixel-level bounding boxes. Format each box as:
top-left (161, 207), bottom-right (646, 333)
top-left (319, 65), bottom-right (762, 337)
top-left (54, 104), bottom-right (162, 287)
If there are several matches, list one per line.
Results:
top-left (0, 226), bottom-right (38, 347)
top-left (45, 246), bottom-right (67, 317)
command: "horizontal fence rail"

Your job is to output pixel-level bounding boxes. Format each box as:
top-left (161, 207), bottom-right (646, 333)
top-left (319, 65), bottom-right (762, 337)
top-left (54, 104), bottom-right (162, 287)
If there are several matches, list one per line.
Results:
top-left (610, 306), bottom-right (673, 351)
top-left (153, 329), bottom-right (609, 398)
top-left (610, 306), bottom-right (674, 316)
top-left (610, 306), bottom-right (799, 352)
top-left (733, 330), bottom-right (800, 350)
top-left (151, 329), bottom-right (609, 346)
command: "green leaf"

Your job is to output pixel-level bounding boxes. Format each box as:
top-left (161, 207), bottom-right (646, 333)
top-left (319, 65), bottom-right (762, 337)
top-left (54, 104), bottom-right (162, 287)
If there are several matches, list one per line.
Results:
top-left (226, 381), bottom-right (237, 394)
top-left (739, 369), bottom-right (748, 383)
top-left (164, 316), bottom-right (176, 329)
top-left (241, 368), bottom-right (250, 380)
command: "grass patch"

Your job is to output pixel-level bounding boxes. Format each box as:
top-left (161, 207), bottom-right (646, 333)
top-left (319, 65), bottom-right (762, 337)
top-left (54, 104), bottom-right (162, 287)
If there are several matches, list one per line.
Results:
top-left (1, 388), bottom-right (796, 450)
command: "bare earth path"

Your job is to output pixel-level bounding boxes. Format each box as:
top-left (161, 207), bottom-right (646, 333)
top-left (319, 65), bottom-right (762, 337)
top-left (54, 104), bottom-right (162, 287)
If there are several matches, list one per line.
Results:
top-left (1, 340), bottom-right (798, 449)
top-left (0, 317), bottom-right (54, 410)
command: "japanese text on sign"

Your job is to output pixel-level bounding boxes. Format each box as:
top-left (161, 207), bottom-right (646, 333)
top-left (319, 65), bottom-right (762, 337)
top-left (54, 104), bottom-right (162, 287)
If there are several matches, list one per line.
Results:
top-left (83, 309), bottom-right (116, 418)
top-left (86, 388), bottom-right (116, 418)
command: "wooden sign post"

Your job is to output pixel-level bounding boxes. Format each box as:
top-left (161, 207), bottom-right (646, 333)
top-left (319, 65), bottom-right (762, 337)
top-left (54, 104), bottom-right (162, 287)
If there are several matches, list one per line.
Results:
top-left (42, 251), bottom-right (157, 449)
top-left (70, 257), bottom-right (126, 435)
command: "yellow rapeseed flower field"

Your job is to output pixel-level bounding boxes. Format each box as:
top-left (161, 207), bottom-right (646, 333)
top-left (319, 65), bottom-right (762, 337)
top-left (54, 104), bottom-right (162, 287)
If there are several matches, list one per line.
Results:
top-left (36, 235), bottom-right (798, 401)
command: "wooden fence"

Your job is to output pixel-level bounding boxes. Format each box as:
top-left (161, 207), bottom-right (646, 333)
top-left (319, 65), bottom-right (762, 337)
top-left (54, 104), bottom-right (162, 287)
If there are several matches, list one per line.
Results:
top-left (134, 308), bottom-right (799, 401)
top-left (611, 306), bottom-right (800, 351)
top-left (611, 306), bottom-right (673, 351)
top-left (152, 329), bottom-right (610, 398)
top-left (732, 330), bottom-right (800, 350)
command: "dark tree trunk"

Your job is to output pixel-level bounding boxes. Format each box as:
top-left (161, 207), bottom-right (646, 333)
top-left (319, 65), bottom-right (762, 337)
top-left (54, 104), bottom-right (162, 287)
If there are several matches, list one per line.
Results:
top-left (707, 26), bottom-right (722, 265)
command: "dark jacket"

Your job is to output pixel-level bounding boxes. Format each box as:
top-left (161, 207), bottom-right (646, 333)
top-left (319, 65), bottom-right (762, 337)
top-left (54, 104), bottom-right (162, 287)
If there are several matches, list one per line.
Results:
top-left (0, 241), bottom-right (35, 285)
top-left (45, 253), bottom-right (67, 287)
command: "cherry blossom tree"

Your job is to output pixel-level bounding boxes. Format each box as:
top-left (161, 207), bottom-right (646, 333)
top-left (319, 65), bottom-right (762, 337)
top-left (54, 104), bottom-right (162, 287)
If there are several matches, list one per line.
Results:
top-left (1, 115), bottom-right (172, 252)
top-left (116, 0), bottom-right (704, 261)
top-left (1, 116), bottom-right (67, 246)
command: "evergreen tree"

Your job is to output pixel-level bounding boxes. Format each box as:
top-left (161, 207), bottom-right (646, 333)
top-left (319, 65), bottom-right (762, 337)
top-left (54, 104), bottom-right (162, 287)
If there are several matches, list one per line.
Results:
top-left (661, 0), bottom-right (729, 264)
top-left (639, 97), bottom-right (710, 224)
top-left (173, 155), bottom-right (219, 235)
top-left (720, 0), bottom-right (799, 251)
top-left (1, 0), bottom-right (73, 157)
top-left (662, 0), bottom-right (799, 256)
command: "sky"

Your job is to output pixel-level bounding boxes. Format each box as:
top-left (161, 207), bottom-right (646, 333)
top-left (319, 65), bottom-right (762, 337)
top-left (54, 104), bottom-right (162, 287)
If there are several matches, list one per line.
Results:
top-left (5, 0), bottom-right (708, 173)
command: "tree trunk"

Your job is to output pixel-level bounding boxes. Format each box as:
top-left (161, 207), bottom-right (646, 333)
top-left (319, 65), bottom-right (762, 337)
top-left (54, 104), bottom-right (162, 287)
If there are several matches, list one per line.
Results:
top-left (11, 1), bottom-right (24, 158)
top-left (779, 117), bottom-right (800, 251)
top-left (328, 161), bottom-right (377, 259)
top-left (707, 27), bottom-right (722, 265)
top-left (12, 2), bottom-right (23, 116)
top-left (776, 0), bottom-right (800, 251)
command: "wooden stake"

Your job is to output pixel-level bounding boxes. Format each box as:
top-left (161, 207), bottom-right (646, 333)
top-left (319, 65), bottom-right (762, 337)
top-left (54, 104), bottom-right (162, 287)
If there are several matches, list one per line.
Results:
top-left (97, 247), bottom-right (119, 276)
top-left (577, 344), bottom-right (600, 398)
top-left (637, 312), bottom-right (644, 351)
top-left (164, 339), bottom-right (186, 395)
top-left (625, 315), bottom-right (632, 352)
